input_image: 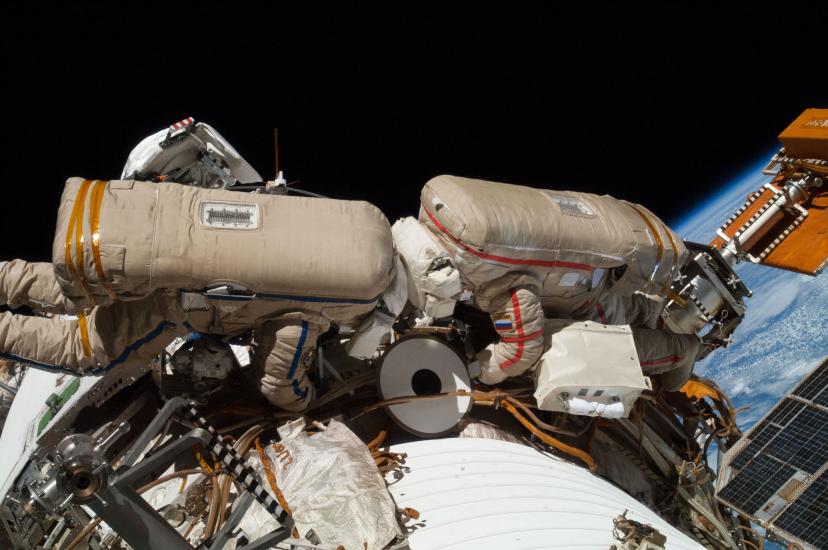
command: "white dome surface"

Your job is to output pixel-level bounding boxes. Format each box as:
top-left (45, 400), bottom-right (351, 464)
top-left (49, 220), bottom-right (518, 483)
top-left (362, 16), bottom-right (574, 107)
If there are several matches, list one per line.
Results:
top-left (387, 437), bottom-right (704, 549)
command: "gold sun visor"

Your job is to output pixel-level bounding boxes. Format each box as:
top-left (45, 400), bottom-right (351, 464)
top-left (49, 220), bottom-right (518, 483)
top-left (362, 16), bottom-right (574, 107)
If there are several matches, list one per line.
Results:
top-left (711, 109), bottom-right (828, 275)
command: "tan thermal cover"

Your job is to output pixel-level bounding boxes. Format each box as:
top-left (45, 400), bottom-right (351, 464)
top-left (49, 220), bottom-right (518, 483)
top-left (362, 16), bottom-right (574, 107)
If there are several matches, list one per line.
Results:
top-left (418, 175), bottom-right (686, 297)
top-left (53, 178), bottom-right (394, 307)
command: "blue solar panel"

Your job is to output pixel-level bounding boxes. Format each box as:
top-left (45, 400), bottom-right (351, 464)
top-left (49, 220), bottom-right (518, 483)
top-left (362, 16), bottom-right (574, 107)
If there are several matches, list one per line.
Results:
top-left (718, 455), bottom-right (795, 514)
top-left (717, 358), bottom-right (828, 548)
top-left (775, 475), bottom-right (828, 549)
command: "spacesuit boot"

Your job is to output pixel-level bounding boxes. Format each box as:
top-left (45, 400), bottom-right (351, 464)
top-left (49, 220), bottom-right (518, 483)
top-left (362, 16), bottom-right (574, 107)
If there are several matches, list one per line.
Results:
top-left (256, 317), bottom-right (325, 411)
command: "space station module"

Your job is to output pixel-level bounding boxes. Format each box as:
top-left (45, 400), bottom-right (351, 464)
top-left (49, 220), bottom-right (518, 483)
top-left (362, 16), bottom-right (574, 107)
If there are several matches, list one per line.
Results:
top-left (393, 175), bottom-right (701, 391)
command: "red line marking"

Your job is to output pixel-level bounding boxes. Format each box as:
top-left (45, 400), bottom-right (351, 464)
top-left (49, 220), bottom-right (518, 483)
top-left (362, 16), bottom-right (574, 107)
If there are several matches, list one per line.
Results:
top-left (640, 355), bottom-right (684, 366)
top-left (595, 302), bottom-right (609, 324)
top-left (500, 291), bottom-right (525, 370)
top-left (500, 328), bottom-right (544, 344)
top-left (422, 206), bottom-right (594, 271)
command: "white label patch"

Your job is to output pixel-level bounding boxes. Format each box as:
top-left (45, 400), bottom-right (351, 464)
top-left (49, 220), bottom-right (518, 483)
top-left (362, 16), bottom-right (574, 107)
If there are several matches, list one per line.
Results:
top-left (591, 268), bottom-right (606, 290)
top-left (545, 193), bottom-right (596, 218)
top-left (559, 272), bottom-right (583, 287)
top-left (200, 202), bottom-right (260, 229)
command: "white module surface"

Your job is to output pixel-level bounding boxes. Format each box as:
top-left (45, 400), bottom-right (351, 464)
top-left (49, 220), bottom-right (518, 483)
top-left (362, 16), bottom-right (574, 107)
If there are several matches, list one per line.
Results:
top-left (387, 438), bottom-right (704, 550)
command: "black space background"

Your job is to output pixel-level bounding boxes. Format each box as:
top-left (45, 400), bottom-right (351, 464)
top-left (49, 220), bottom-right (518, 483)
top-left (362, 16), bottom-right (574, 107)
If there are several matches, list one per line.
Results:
top-left (1, 7), bottom-right (826, 261)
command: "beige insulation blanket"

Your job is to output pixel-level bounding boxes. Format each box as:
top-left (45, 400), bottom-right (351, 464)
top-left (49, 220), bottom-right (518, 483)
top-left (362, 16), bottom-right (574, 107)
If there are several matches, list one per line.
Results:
top-left (418, 175), bottom-right (686, 298)
top-left (52, 178), bottom-right (394, 308)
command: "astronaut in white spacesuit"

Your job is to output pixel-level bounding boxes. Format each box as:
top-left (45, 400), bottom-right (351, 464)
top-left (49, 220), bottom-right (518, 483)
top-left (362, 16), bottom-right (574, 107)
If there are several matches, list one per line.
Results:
top-left (393, 175), bottom-right (701, 392)
top-left (0, 119), bottom-right (394, 411)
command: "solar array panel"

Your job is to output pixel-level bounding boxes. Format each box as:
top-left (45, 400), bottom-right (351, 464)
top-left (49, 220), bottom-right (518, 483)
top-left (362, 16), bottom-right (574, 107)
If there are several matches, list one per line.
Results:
top-left (716, 358), bottom-right (828, 549)
top-left (775, 475), bottom-right (828, 550)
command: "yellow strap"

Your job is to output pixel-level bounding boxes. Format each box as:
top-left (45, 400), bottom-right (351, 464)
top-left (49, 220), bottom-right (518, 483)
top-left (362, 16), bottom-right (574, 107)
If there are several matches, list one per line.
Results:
top-left (64, 179), bottom-right (95, 304)
top-left (665, 287), bottom-right (689, 309)
top-left (628, 203), bottom-right (664, 287)
top-left (680, 380), bottom-right (720, 403)
top-left (656, 215), bottom-right (680, 279)
top-left (192, 445), bottom-right (218, 472)
top-left (77, 312), bottom-right (93, 358)
top-left (89, 180), bottom-right (116, 300)
top-left (64, 180), bottom-right (91, 278)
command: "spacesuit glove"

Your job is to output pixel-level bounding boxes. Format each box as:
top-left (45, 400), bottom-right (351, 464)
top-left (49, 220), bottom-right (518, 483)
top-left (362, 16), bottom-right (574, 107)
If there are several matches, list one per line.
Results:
top-left (477, 346), bottom-right (510, 385)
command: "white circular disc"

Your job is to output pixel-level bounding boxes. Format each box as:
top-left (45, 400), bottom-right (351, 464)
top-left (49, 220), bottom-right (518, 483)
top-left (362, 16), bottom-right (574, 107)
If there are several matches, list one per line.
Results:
top-left (379, 336), bottom-right (472, 437)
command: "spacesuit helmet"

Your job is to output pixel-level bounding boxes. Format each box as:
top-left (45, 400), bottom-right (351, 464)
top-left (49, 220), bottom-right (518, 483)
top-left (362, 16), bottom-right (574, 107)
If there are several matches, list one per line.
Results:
top-left (121, 117), bottom-right (262, 189)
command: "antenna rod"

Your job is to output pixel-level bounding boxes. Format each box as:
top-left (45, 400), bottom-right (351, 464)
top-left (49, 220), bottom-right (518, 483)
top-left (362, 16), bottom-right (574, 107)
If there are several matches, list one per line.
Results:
top-left (273, 128), bottom-right (280, 178)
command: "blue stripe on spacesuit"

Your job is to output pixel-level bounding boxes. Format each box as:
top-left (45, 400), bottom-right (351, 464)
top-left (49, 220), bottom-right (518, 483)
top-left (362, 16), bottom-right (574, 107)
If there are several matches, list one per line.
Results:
top-left (258, 293), bottom-right (377, 305)
top-left (0, 352), bottom-right (78, 375)
top-left (203, 292), bottom-right (377, 305)
top-left (1, 321), bottom-right (175, 377)
top-left (101, 321), bottom-right (176, 373)
top-left (292, 378), bottom-right (308, 400)
top-left (287, 320), bottom-right (309, 396)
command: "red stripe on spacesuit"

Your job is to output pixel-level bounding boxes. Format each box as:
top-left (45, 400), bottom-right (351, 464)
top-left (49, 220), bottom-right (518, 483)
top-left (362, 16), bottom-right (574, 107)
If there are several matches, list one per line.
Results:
top-left (640, 355), bottom-right (684, 366)
top-left (422, 206), bottom-right (594, 272)
top-left (595, 302), bottom-right (609, 324)
top-left (499, 291), bottom-right (525, 370)
top-left (499, 329), bottom-right (543, 344)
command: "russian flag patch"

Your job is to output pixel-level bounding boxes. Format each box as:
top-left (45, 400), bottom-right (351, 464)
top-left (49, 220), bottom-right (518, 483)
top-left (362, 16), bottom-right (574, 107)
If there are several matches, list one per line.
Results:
top-left (493, 313), bottom-right (513, 331)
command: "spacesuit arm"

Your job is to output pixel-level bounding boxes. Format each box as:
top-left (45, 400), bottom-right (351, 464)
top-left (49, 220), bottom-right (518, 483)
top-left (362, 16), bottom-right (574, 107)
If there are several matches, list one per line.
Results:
top-left (0, 260), bottom-right (75, 314)
top-left (478, 287), bottom-right (545, 385)
top-left (0, 291), bottom-right (182, 375)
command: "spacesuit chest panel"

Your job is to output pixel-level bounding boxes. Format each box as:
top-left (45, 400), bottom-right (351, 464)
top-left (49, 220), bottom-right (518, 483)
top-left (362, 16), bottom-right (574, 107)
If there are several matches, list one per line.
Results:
top-left (539, 267), bottom-right (608, 316)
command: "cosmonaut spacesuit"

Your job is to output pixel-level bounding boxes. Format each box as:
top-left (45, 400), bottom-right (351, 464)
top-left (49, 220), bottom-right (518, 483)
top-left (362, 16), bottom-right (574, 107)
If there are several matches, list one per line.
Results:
top-left (393, 175), bottom-right (701, 391)
top-left (0, 120), bottom-right (395, 411)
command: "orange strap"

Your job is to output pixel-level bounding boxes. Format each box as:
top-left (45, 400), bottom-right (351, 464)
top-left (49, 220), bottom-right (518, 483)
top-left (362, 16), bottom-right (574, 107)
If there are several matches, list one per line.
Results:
top-left (89, 180), bottom-right (116, 300)
top-left (64, 179), bottom-right (95, 304)
top-left (77, 313), bottom-right (93, 357)
top-left (255, 439), bottom-right (292, 516)
top-left (502, 400), bottom-right (598, 472)
top-left (627, 203), bottom-right (664, 286)
top-left (658, 215), bottom-right (680, 277)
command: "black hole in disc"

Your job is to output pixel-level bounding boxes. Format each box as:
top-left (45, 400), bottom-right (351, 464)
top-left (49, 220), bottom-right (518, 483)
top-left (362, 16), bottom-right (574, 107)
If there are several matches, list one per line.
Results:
top-left (411, 369), bottom-right (442, 396)
top-left (74, 475), bottom-right (91, 490)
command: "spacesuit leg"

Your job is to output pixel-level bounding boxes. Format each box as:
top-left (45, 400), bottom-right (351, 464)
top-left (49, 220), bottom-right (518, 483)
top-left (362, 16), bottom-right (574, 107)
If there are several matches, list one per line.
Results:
top-left (0, 259), bottom-right (75, 314)
top-left (478, 287), bottom-right (545, 385)
top-left (577, 290), bottom-right (664, 328)
top-left (0, 291), bottom-right (183, 374)
top-left (632, 328), bottom-right (701, 391)
top-left (257, 318), bottom-right (322, 411)
top-left (622, 292), bottom-right (665, 329)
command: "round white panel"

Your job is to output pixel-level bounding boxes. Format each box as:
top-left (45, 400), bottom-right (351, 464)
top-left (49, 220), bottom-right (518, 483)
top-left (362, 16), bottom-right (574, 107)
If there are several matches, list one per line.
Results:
top-left (379, 336), bottom-right (472, 437)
